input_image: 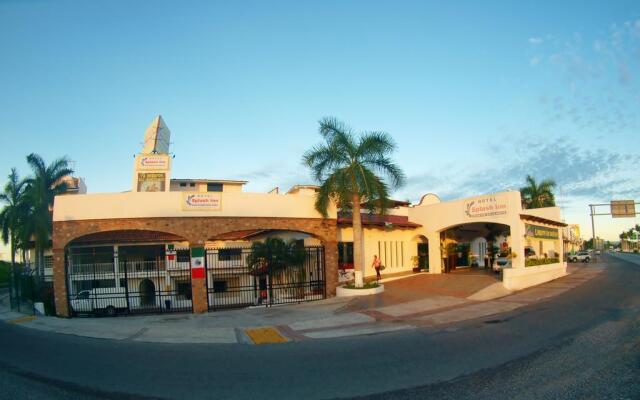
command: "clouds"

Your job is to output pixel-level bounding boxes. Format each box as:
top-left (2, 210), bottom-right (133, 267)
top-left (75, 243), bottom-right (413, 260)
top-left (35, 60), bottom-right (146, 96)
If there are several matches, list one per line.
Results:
top-left (528, 37), bottom-right (543, 45)
top-left (526, 18), bottom-right (640, 137)
top-left (399, 135), bottom-right (640, 206)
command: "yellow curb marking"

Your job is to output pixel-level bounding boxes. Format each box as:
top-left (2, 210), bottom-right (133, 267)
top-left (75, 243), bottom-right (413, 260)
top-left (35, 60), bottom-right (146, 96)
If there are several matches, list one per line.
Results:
top-left (8, 316), bottom-right (36, 324)
top-left (245, 327), bottom-right (290, 345)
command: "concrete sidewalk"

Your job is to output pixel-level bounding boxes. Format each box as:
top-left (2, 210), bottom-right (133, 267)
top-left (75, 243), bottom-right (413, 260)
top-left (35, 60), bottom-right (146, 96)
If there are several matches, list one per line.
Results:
top-left (0, 264), bottom-right (604, 345)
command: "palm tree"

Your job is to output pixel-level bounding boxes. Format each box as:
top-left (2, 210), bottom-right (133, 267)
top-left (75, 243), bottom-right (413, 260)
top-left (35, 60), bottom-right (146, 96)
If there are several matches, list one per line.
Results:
top-left (246, 237), bottom-right (307, 300)
top-left (520, 175), bottom-right (557, 209)
top-left (24, 153), bottom-right (73, 276)
top-left (0, 169), bottom-right (28, 270)
top-left (302, 117), bottom-right (405, 287)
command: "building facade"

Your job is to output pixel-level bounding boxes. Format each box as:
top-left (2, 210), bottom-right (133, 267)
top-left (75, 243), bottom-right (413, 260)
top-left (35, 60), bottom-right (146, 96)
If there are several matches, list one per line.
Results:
top-left (51, 116), bottom-right (568, 317)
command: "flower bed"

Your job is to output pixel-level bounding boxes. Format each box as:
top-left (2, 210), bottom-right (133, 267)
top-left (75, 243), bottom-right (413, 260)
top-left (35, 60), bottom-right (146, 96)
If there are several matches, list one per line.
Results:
top-left (525, 257), bottom-right (560, 267)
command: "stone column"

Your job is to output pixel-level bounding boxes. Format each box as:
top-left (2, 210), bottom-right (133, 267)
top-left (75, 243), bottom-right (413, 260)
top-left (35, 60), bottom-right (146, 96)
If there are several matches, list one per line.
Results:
top-left (324, 240), bottom-right (339, 296)
top-left (190, 246), bottom-right (208, 314)
top-left (52, 248), bottom-right (70, 317)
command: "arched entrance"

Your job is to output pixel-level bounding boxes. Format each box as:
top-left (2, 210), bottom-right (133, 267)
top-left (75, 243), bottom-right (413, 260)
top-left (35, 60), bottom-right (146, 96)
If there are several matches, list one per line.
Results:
top-left (439, 223), bottom-right (510, 273)
top-left (412, 235), bottom-right (429, 271)
top-left (204, 229), bottom-right (326, 310)
top-left (64, 229), bottom-right (192, 316)
top-left (139, 279), bottom-right (156, 306)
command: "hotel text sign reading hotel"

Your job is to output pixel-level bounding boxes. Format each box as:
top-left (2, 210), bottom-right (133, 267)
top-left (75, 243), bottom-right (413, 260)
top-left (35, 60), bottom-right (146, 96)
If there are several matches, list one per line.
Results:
top-left (182, 193), bottom-right (222, 211)
top-left (464, 196), bottom-right (508, 218)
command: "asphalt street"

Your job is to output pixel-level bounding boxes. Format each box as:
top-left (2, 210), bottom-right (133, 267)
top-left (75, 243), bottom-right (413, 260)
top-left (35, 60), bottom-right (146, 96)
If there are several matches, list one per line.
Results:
top-left (0, 254), bottom-right (638, 400)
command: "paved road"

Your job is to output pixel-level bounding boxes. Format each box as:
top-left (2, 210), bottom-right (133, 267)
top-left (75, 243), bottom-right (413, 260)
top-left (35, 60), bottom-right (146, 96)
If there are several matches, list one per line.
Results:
top-left (0, 254), bottom-right (638, 400)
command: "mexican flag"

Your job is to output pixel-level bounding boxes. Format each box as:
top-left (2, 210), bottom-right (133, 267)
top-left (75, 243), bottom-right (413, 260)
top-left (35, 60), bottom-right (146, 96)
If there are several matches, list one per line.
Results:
top-left (191, 247), bottom-right (205, 269)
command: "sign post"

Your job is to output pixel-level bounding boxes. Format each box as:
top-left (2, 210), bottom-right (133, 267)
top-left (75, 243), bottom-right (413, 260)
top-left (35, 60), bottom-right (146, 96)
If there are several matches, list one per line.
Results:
top-left (588, 200), bottom-right (638, 261)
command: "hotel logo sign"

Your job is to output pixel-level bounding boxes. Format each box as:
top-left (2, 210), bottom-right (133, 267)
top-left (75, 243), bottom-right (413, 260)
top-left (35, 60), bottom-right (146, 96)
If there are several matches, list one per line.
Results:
top-left (137, 155), bottom-right (169, 170)
top-left (464, 196), bottom-right (508, 218)
top-left (182, 193), bottom-right (222, 211)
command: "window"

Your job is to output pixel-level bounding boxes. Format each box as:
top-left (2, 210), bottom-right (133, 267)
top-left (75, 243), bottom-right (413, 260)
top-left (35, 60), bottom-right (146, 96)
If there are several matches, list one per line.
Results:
top-left (179, 182), bottom-right (187, 187)
top-left (207, 183), bottom-right (223, 192)
top-left (76, 291), bottom-right (90, 300)
top-left (219, 248), bottom-right (242, 261)
top-left (213, 280), bottom-right (228, 292)
top-left (176, 281), bottom-right (192, 300)
top-left (44, 255), bottom-right (53, 269)
top-left (176, 249), bottom-right (190, 263)
top-left (91, 279), bottom-right (115, 289)
top-left (338, 242), bottom-right (354, 266)
top-left (189, 183), bottom-right (195, 187)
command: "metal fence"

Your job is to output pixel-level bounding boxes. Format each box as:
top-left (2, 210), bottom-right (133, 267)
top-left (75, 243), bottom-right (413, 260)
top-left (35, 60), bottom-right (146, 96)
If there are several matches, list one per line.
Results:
top-left (65, 246), bottom-right (192, 316)
top-left (205, 246), bottom-right (326, 310)
top-left (9, 264), bottom-right (54, 315)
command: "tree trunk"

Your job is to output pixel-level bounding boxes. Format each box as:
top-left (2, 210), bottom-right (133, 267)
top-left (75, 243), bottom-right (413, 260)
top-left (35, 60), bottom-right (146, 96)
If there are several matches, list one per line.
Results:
top-left (352, 193), bottom-right (365, 288)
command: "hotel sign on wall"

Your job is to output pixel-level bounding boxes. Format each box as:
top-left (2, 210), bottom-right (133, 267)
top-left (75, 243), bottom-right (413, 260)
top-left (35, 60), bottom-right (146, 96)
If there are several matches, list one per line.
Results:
top-left (181, 193), bottom-right (222, 211)
top-left (137, 155), bottom-right (169, 170)
top-left (525, 224), bottom-right (559, 240)
top-left (464, 195), bottom-right (508, 218)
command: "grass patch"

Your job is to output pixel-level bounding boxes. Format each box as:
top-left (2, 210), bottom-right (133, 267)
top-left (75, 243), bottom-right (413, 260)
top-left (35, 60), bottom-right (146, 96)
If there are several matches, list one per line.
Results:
top-left (525, 257), bottom-right (560, 267)
top-left (343, 282), bottom-right (380, 289)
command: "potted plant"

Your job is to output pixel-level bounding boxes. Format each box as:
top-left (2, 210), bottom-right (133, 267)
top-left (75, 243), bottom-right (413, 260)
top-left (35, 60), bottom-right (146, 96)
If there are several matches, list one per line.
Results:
top-left (411, 256), bottom-right (420, 273)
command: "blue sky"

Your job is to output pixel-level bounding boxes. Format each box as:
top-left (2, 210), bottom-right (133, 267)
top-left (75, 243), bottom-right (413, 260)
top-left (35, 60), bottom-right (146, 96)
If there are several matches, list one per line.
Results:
top-left (0, 0), bottom-right (638, 240)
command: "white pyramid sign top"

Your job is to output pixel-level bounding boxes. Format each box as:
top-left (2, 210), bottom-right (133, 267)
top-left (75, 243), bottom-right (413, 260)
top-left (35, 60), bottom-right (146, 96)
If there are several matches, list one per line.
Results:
top-left (142, 115), bottom-right (171, 154)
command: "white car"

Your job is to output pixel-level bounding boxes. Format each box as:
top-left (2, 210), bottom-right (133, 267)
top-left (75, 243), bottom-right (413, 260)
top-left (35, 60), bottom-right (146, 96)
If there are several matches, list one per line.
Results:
top-left (70, 288), bottom-right (129, 316)
top-left (568, 251), bottom-right (591, 263)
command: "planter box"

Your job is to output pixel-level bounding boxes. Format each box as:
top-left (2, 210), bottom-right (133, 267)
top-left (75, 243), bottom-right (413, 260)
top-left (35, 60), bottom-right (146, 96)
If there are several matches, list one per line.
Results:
top-left (336, 284), bottom-right (385, 297)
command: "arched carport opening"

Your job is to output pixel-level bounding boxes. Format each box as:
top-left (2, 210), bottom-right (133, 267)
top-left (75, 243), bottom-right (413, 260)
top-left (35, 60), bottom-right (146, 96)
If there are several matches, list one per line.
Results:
top-left (203, 229), bottom-right (326, 310)
top-left (439, 223), bottom-right (511, 273)
top-left (64, 229), bottom-right (192, 316)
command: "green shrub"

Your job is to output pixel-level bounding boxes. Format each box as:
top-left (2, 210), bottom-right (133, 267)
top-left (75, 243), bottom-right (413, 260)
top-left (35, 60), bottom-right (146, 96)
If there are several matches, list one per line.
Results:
top-left (344, 282), bottom-right (380, 289)
top-left (525, 257), bottom-right (560, 267)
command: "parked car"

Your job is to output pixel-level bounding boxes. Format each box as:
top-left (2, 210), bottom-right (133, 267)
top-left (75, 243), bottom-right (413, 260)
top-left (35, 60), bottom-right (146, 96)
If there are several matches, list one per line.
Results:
top-left (569, 251), bottom-right (591, 263)
top-left (70, 288), bottom-right (129, 316)
top-left (595, 250), bottom-right (601, 255)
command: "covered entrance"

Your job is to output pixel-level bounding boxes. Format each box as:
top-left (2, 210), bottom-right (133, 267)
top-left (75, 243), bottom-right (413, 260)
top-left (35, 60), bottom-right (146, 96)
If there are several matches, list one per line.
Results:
top-left (439, 223), bottom-right (510, 273)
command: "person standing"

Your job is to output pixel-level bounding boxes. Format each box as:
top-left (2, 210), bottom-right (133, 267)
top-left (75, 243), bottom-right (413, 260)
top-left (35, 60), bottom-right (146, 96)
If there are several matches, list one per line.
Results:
top-left (372, 255), bottom-right (382, 280)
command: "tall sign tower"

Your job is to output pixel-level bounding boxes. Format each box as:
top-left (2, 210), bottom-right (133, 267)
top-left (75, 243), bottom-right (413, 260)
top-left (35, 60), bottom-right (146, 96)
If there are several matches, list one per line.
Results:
top-left (132, 116), bottom-right (172, 192)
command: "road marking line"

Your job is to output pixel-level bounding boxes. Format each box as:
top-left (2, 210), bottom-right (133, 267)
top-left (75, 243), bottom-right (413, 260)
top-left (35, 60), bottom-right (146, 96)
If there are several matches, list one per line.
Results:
top-left (245, 327), bottom-right (290, 345)
top-left (8, 316), bottom-right (36, 324)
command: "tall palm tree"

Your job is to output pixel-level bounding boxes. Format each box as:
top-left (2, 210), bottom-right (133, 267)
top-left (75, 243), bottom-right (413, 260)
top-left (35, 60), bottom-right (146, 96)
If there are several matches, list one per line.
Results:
top-left (303, 117), bottom-right (405, 287)
top-left (0, 169), bottom-right (28, 269)
top-left (24, 153), bottom-right (73, 276)
top-left (520, 175), bottom-right (557, 209)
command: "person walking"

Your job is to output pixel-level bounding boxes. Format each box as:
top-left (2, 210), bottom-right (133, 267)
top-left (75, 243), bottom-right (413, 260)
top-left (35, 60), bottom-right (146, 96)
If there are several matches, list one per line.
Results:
top-left (372, 255), bottom-right (382, 281)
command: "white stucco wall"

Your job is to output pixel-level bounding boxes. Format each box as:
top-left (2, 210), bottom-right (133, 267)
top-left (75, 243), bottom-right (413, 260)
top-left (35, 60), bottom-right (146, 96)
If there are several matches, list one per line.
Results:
top-left (338, 226), bottom-right (423, 278)
top-left (409, 191), bottom-right (526, 271)
top-left (53, 191), bottom-right (337, 221)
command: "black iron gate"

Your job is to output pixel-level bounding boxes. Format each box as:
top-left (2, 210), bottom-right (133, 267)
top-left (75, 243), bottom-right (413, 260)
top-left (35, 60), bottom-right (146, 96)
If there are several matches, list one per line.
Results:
top-left (65, 245), bottom-right (193, 316)
top-left (205, 246), bottom-right (326, 310)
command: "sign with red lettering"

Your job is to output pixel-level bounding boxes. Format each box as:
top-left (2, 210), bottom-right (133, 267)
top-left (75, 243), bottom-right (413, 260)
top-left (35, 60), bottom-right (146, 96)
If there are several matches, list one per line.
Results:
top-left (137, 155), bottom-right (169, 170)
top-left (464, 196), bottom-right (508, 218)
top-left (181, 193), bottom-right (222, 211)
